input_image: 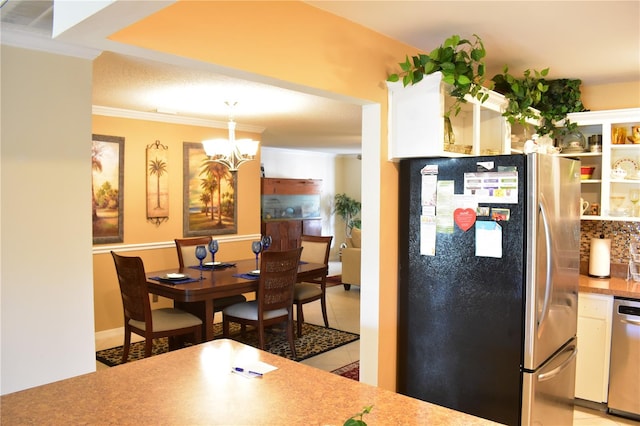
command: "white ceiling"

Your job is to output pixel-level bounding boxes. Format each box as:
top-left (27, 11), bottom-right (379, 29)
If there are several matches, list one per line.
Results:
top-left (2, 1), bottom-right (639, 155)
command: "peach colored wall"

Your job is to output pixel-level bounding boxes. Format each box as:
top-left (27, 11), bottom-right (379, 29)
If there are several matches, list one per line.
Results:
top-left (581, 81), bottom-right (640, 110)
top-left (110, 0), bottom-right (417, 390)
top-left (106, 0), bottom-right (640, 391)
top-left (92, 114), bottom-right (262, 331)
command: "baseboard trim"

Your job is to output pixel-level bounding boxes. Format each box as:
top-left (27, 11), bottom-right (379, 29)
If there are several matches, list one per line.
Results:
top-left (574, 398), bottom-right (607, 412)
top-left (95, 327), bottom-right (144, 349)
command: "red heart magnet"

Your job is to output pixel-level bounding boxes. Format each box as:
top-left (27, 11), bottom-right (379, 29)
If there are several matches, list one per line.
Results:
top-left (454, 208), bottom-right (476, 232)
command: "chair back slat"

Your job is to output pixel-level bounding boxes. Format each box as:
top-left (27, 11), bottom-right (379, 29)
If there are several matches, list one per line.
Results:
top-left (111, 252), bottom-right (151, 325)
top-left (258, 247), bottom-right (302, 315)
top-left (175, 236), bottom-right (212, 267)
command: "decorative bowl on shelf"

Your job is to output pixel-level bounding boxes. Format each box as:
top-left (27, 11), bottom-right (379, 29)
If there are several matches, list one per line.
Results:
top-left (580, 166), bottom-right (595, 180)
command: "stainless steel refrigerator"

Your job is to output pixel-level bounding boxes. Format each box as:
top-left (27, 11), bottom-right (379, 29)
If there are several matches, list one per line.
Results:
top-left (398, 153), bottom-right (580, 425)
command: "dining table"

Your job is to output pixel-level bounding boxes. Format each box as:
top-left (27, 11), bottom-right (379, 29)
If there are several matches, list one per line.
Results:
top-left (146, 258), bottom-right (327, 342)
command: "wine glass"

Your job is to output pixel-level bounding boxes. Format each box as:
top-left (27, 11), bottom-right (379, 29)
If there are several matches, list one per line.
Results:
top-left (261, 235), bottom-right (272, 251)
top-left (610, 195), bottom-right (625, 216)
top-left (195, 245), bottom-right (207, 280)
top-left (208, 239), bottom-right (219, 266)
top-left (251, 241), bottom-right (263, 270)
top-left (630, 189), bottom-right (639, 216)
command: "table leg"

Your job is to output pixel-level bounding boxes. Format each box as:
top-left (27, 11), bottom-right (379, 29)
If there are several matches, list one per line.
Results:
top-left (175, 300), bottom-right (215, 342)
top-left (203, 299), bottom-right (214, 341)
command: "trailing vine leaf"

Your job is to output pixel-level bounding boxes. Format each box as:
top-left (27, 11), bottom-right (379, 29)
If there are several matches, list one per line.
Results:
top-left (344, 405), bottom-right (373, 426)
top-left (492, 67), bottom-right (586, 137)
top-left (388, 33), bottom-right (587, 139)
top-left (536, 78), bottom-right (587, 137)
top-left (387, 34), bottom-right (491, 119)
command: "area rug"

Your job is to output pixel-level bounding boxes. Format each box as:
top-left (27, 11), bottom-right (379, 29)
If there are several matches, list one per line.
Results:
top-left (96, 322), bottom-right (359, 367)
top-left (332, 361), bottom-right (359, 381)
top-left (326, 275), bottom-right (342, 287)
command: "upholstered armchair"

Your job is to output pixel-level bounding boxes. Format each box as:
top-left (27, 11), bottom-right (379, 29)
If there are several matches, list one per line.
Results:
top-left (341, 227), bottom-right (361, 290)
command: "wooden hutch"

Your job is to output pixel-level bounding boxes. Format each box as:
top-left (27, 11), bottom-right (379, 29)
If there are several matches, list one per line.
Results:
top-left (260, 178), bottom-right (322, 250)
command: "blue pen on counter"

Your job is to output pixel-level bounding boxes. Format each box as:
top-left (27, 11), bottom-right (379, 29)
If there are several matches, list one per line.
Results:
top-left (233, 367), bottom-right (263, 377)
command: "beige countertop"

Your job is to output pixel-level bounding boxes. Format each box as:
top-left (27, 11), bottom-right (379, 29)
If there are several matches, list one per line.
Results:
top-left (1, 339), bottom-right (498, 425)
top-left (579, 274), bottom-right (640, 299)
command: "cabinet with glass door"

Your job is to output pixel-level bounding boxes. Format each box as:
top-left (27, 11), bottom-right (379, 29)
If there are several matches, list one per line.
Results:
top-left (559, 108), bottom-right (640, 221)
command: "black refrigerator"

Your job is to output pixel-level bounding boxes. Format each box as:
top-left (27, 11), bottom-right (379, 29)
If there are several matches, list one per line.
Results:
top-left (398, 153), bottom-right (580, 426)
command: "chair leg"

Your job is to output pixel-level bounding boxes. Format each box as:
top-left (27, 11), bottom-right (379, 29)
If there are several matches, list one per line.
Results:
top-left (296, 303), bottom-right (304, 337)
top-left (122, 328), bottom-right (131, 364)
top-left (320, 294), bottom-right (329, 328)
top-left (144, 337), bottom-right (153, 358)
top-left (257, 324), bottom-right (266, 350)
top-left (222, 317), bottom-right (230, 337)
top-left (287, 315), bottom-right (297, 359)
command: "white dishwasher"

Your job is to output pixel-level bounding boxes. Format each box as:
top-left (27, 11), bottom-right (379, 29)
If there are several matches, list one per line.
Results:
top-left (608, 297), bottom-right (640, 421)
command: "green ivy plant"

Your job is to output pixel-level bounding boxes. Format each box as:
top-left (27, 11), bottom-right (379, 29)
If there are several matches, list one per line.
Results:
top-left (492, 66), bottom-right (549, 125)
top-left (535, 78), bottom-right (586, 137)
top-left (492, 66), bottom-right (586, 138)
top-left (344, 405), bottom-right (373, 426)
top-left (387, 34), bottom-right (490, 119)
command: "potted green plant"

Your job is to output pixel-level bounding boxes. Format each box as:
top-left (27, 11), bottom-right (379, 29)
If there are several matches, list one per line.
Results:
top-left (534, 78), bottom-right (586, 138)
top-left (387, 34), bottom-right (490, 120)
top-left (387, 33), bottom-right (586, 141)
top-left (333, 193), bottom-right (361, 238)
top-left (492, 66), bottom-right (586, 138)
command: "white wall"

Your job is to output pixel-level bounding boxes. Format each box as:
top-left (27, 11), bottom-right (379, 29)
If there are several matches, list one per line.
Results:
top-left (260, 147), bottom-right (361, 260)
top-left (0, 46), bottom-right (96, 394)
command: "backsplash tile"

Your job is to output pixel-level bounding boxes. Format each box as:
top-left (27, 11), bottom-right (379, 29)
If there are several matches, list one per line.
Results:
top-left (581, 221), bottom-right (640, 264)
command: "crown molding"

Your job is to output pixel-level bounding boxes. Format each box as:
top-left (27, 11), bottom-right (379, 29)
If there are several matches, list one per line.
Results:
top-left (92, 105), bottom-right (266, 133)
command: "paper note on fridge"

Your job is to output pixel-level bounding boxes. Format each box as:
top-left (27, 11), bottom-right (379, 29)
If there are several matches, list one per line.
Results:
top-left (464, 171), bottom-right (518, 204)
top-left (475, 221), bottom-right (502, 258)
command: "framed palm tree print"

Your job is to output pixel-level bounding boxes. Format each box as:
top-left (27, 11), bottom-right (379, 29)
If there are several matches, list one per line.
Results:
top-left (92, 134), bottom-right (124, 244)
top-left (183, 142), bottom-right (237, 237)
top-left (146, 140), bottom-right (169, 225)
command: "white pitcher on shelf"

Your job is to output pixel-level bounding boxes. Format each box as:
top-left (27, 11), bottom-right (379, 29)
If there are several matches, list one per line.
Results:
top-left (581, 198), bottom-right (590, 215)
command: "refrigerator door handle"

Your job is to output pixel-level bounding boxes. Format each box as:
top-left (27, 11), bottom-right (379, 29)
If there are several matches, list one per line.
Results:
top-left (537, 345), bottom-right (578, 382)
top-left (538, 201), bottom-right (553, 331)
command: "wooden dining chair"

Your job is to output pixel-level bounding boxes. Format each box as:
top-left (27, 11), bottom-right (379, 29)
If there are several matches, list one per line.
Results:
top-left (111, 251), bottom-right (203, 363)
top-left (222, 247), bottom-right (303, 358)
top-left (174, 236), bottom-right (213, 269)
top-left (293, 235), bottom-right (333, 336)
top-left (174, 237), bottom-right (247, 312)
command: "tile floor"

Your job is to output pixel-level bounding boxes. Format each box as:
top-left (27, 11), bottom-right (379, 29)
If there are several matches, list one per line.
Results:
top-left (96, 261), bottom-right (638, 425)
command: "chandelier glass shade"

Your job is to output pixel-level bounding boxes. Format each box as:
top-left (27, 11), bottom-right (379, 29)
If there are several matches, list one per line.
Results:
top-left (202, 116), bottom-right (259, 171)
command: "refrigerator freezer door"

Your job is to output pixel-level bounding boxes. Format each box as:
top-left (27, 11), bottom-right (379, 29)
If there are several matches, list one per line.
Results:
top-left (522, 338), bottom-right (577, 426)
top-left (523, 154), bottom-right (581, 370)
top-left (398, 155), bottom-right (528, 426)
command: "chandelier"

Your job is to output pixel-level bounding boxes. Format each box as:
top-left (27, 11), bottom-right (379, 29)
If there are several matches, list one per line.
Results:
top-left (202, 102), bottom-right (259, 171)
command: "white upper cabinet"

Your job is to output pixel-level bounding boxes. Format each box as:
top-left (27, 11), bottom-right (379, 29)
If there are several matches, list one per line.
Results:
top-left (387, 72), bottom-right (510, 161)
top-left (561, 108), bottom-right (640, 222)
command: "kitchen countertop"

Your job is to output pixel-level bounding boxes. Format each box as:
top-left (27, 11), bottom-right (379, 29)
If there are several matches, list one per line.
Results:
top-left (1, 339), bottom-right (498, 425)
top-left (579, 274), bottom-right (640, 299)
